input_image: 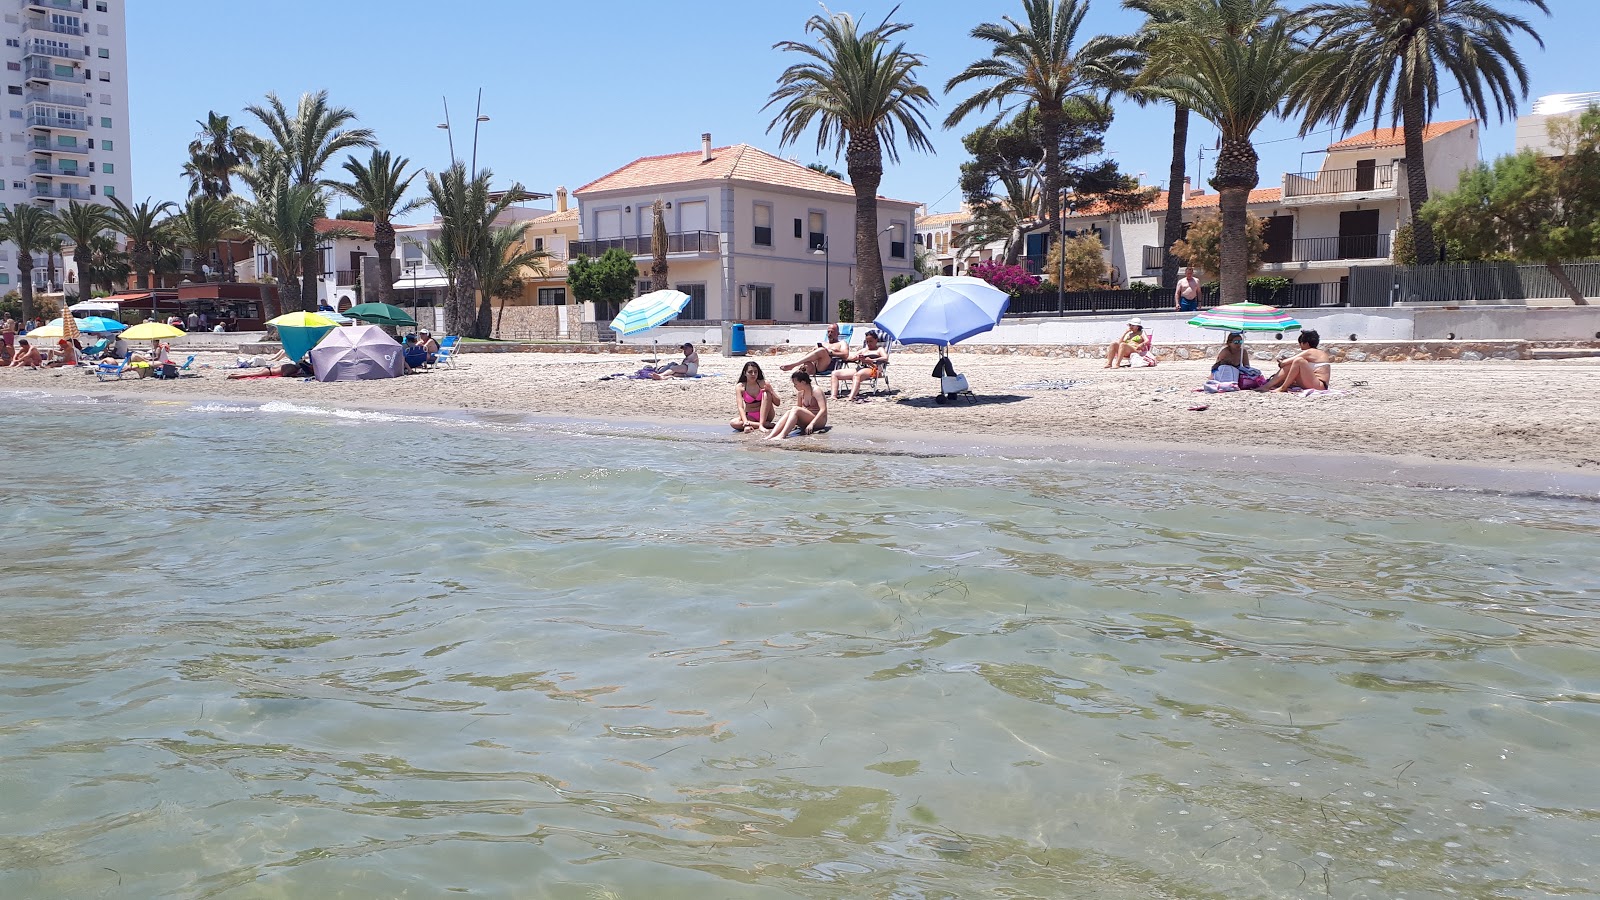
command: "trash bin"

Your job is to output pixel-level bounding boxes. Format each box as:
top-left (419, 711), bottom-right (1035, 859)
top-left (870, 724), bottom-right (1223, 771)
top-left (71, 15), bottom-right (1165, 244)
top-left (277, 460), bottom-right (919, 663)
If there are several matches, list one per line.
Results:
top-left (727, 322), bottom-right (747, 356)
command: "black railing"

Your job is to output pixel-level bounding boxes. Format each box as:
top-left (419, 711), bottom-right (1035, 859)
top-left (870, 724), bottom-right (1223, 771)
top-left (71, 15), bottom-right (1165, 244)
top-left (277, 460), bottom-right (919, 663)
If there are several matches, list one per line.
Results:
top-left (1005, 282), bottom-right (1345, 317)
top-left (571, 231), bottom-right (720, 259)
top-left (1292, 234), bottom-right (1391, 262)
top-left (1283, 164), bottom-right (1396, 198)
top-left (1142, 245), bottom-right (1171, 271)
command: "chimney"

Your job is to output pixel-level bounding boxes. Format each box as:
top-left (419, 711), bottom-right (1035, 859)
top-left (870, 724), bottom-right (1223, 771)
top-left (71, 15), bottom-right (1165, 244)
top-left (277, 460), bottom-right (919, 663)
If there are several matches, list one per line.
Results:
top-left (701, 132), bottom-right (712, 163)
top-left (1185, 176), bottom-right (1204, 199)
top-left (555, 186), bottom-right (568, 213)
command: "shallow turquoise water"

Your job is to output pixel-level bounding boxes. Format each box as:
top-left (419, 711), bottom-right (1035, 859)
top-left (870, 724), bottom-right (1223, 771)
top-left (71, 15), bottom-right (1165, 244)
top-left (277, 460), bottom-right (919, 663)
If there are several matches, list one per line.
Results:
top-left (2, 394), bottom-right (1598, 899)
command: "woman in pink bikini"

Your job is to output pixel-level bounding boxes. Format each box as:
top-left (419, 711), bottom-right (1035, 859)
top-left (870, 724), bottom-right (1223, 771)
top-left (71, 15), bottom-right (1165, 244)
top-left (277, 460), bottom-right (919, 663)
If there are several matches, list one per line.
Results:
top-left (730, 361), bottom-right (780, 433)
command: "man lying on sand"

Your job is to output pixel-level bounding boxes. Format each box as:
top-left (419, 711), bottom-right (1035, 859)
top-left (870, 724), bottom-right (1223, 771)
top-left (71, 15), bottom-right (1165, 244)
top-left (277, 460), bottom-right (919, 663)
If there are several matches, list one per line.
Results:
top-left (781, 324), bottom-right (850, 376)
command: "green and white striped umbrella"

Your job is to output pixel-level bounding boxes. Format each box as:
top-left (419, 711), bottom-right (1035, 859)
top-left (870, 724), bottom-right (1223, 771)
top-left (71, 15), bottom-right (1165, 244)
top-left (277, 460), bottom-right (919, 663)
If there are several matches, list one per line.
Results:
top-left (1187, 302), bottom-right (1301, 332)
top-left (610, 290), bottom-right (691, 337)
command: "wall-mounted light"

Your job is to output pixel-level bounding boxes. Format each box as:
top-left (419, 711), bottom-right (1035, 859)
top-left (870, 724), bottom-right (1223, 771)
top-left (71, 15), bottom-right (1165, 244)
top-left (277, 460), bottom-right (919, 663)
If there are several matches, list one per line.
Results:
top-left (624, 205), bottom-right (631, 213)
top-left (664, 201), bottom-right (672, 209)
top-left (739, 285), bottom-right (747, 299)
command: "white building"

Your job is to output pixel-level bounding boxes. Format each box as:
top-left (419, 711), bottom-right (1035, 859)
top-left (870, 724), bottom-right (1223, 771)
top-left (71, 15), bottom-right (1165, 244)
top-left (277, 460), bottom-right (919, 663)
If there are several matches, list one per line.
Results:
top-left (1514, 92), bottom-right (1600, 157)
top-left (571, 134), bottom-right (919, 324)
top-left (5, 0), bottom-right (131, 293)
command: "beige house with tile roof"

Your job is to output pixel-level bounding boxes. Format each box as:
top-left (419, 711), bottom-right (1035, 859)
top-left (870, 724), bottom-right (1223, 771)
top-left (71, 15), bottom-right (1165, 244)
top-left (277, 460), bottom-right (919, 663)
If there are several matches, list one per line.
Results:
top-left (915, 206), bottom-right (992, 277)
top-left (572, 135), bottom-right (919, 325)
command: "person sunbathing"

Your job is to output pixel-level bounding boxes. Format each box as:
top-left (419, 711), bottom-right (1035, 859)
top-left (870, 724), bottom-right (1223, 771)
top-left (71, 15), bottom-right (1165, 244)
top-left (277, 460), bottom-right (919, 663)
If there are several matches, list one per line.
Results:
top-left (730, 361), bottom-right (780, 433)
top-left (45, 338), bottom-right (79, 368)
top-left (1260, 330), bottom-right (1331, 392)
top-left (7, 339), bottom-right (41, 368)
top-left (781, 324), bottom-right (850, 376)
top-left (766, 369), bottom-right (828, 440)
top-left (1104, 317), bottom-right (1149, 368)
top-left (649, 342), bottom-right (699, 379)
top-left (831, 330), bottom-right (887, 401)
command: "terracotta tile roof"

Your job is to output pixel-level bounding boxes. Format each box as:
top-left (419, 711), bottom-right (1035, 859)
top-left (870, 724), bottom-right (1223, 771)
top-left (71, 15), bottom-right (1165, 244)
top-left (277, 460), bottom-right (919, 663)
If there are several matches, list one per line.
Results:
top-left (575, 143), bottom-right (915, 205)
top-left (918, 209), bottom-right (971, 227)
top-left (1182, 188), bottom-right (1283, 209)
top-left (532, 208), bottom-right (579, 224)
top-left (1327, 118), bottom-right (1475, 151)
top-left (316, 218), bottom-right (376, 239)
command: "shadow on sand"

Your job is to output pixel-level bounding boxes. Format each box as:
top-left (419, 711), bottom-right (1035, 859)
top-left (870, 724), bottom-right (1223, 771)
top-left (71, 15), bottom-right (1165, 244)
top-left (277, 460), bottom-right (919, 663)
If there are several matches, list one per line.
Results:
top-left (893, 393), bottom-right (1029, 409)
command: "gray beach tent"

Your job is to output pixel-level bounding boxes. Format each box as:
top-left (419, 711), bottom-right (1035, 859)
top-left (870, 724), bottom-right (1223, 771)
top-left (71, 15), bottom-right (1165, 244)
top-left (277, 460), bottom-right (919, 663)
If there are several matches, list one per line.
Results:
top-left (309, 324), bottom-right (405, 382)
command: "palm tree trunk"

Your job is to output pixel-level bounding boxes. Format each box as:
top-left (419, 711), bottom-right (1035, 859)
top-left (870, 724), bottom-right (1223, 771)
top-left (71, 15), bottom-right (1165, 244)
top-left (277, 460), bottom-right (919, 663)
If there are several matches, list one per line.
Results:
top-left (1004, 224), bottom-right (1024, 266)
top-left (133, 248), bottom-right (150, 291)
top-left (475, 288), bottom-right (494, 338)
top-left (277, 257), bottom-right (301, 314)
top-left (1162, 105), bottom-right (1190, 288)
top-left (845, 131), bottom-right (888, 321)
top-left (446, 263), bottom-right (475, 337)
top-left (18, 258), bottom-right (35, 322)
top-left (1213, 135), bottom-right (1260, 306)
top-left (76, 258), bottom-right (92, 304)
top-left (1546, 259), bottom-right (1589, 305)
top-left (1401, 89), bottom-right (1437, 265)
top-left (299, 231), bottom-right (320, 313)
top-left (373, 222), bottom-right (397, 308)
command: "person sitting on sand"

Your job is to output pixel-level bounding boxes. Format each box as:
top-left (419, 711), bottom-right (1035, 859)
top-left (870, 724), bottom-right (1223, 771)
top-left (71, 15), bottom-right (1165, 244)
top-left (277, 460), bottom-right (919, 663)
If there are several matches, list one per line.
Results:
top-left (730, 361), bottom-right (781, 433)
top-left (1104, 317), bottom-right (1149, 368)
top-left (649, 342), bottom-right (699, 379)
top-left (401, 334), bottom-right (427, 373)
top-left (417, 331), bottom-right (440, 365)
top-left (7, 339), bottom-right (41, 368)
top-left (1259, 330), bottom-right (1331, 392)
top-left (766, 370), bottom-right (828, 440)
top-left (831, 330), bottom-right (887, 401)
top-left (45, 338), bottom-right (78, 368)
top-left (781, 324), bottom-right (850, 377)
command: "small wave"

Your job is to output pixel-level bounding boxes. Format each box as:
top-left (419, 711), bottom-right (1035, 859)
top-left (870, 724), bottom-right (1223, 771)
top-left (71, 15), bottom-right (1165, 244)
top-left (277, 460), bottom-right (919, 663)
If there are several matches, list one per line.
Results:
top-left (257, 400), bottom-right (437, 425)
top-left (187, 401), bottom-right (261, 414)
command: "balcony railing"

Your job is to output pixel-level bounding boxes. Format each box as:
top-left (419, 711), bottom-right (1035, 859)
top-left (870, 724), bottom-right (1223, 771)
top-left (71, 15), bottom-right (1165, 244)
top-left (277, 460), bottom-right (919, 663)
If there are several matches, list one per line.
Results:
top-left (23, 18), bottom-right (81, 36)
top-left (570, 230), bottom-right (720, 259)
top-left (24, 38), bottom-right (85, 60)
top-left (335, 270), bottom-right (358, 286)
top-left (30, 138), bottom-right (87, 154)
top-left (24, 0), bottom-right (82, 10)
top-left (26, 91), bottom-right (85, 108)
top-left (1283, 164), bottom-right (1396, 198)
top-left (26, 112), bottom-right (86, 130)
top-left (1141, 245), bottom-right (1174, 271)
top-left (31, 184), bottom-right (83, 199)
top-left (1290, 234), bottom-right (1391, 262)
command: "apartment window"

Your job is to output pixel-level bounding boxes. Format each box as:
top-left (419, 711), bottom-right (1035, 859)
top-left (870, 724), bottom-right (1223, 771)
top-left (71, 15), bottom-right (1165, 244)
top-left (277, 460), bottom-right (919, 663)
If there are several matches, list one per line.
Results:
top-left (675, 283), bottom-right (706, 320)
top-left (0, 274), bottom-right (8, 285)
top-left (536, 287), bottom-right (565, 306)
top-left (5, 63), bottom-right (17, 72)
top-left (100, 139), bottom-right (110, 150)
top-left (101, 162), bottom-right (112, 174)
top-left (635, 278), bottom-right (652, 297)
top-left (88, 184), bottom-right (94, 194)
top-left (10, 181), bottom-right (21, 189)
top-left (102, 185), bottom-right (113, 197)
top-left (6, 87), bottom-right (19, 96)
top-left (751, 285), bottom-right (772, 320)
top-left (98, 72), bottom-right (109, 82)
top-left (99, 94), bottom-right (110, 104)
top-left (97, 24), bottom-right (108, 36)
top-left (807, 211), bottom-right (825, 250)
top-left (6, 111), bottom-right (18, 120)
top-left (53, 64), bottom-right (73, 78)
top-left (889, 222), bottom-right (907, 259)
top-left (97, 2), bottom-right (108, 10)
top-left (87, 161), bottom-right (94, 171)
top-left (97, 48), bottom-right (109, 59)
top-left (4, 40), bottom-right (16, 49)
top-left (753, 202), bottom-right (772, 246)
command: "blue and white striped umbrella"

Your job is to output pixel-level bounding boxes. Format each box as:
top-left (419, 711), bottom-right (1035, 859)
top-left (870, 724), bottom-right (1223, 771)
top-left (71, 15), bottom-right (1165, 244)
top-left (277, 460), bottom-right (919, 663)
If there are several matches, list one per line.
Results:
top-left (610, 290), bottom-right (691, 337)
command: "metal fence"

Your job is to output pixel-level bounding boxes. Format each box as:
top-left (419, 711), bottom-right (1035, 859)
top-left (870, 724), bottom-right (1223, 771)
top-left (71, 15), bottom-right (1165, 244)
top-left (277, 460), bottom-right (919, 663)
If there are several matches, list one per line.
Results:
top-left (1348, 260), bottom-right (1600, 305)
top-left (1005, 282), bottom-right (1342, 317)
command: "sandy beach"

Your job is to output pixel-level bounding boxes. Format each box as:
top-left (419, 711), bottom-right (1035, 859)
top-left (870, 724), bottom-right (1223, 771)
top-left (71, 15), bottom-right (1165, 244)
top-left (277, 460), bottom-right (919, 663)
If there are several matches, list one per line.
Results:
top-left (7, 348), bottom-right (1599, 476)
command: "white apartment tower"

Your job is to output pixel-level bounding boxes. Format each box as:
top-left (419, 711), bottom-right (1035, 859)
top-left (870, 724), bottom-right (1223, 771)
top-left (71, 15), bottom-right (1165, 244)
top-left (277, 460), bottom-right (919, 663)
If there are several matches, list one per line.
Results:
top-left (3, 0), bottom-right (131, 293)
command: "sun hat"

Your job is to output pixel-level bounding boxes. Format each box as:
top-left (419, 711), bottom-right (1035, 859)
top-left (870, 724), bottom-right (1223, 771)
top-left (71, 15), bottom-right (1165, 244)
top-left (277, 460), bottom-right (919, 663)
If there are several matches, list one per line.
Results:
top-left (1127, 316), bottom-right (1143, 327)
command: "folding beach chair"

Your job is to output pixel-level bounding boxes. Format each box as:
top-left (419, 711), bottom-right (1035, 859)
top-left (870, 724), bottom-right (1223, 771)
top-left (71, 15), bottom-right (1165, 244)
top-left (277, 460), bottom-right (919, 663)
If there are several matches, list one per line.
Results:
top-left (95, 352), bottom-right (133, 381)
top-left (432, 335), bottom-right (461, 369)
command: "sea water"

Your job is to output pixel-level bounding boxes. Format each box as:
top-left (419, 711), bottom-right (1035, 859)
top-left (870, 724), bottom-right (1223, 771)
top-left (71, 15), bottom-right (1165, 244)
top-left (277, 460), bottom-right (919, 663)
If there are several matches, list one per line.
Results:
top-left (1, 393), bottom-right (1597, 899)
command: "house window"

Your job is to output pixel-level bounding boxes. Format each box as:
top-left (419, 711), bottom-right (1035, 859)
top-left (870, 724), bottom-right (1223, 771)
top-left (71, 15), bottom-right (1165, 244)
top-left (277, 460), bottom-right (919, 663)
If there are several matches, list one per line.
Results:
top-left (889, 222), bottom-right (906, 259)
top-left (675, 283), bottom-right (706, 320)
top-left (636, 278), bottom-right (652, 297)
top-left (101, 162), bottom-right (112, 173)
top-left (793, 218), bottom-right (803, 239)
top-left (794, 292), bottom-right (803, 313)
top-left (808, 211), bottom-right (825, 250)
top-left (751, 285), bottom-right (772, 320)
top-left (536, 287), bottom-right (565, 306)
top-left (532, 236), bottom-right (544, 251)
top-left (753, 202), bottom-right (773, 246)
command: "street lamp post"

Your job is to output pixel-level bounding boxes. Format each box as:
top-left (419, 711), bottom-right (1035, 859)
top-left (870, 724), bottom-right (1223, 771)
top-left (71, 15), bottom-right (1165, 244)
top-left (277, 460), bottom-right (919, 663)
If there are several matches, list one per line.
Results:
top-left (438, 88), bottom-right (491, 172)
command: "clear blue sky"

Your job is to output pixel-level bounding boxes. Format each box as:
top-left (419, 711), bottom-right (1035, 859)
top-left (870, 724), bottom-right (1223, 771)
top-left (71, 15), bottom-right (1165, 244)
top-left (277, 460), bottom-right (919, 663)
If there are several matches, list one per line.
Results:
top-left (128, 0), bottom-right (1586, 222)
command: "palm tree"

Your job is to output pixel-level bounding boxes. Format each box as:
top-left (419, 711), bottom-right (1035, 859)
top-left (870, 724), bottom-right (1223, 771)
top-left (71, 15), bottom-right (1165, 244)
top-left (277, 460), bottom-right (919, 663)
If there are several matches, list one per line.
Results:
top-left (106, 197), bottom-right (176, 292)
top-left (0, 204), bottom-right (60, 322)
top-left (1138, 0), bottom-right (1307, 305)
top-left (184, 112), bottom-right (259, 200)
top-left (1292, 0), bottom-right (1549, 265)
top-left (481, 225), bottom-right (548, 337)
top-left (246, 91), bottom-right (375, 311)
top-left (170, 196), bottom-right (240, 281)
top-left (958, 171), bottom-right (1040, 267)
top-left (766, 8), bottom-right (936, 321)
top-left (425, 163), bottom-right (527, 338)
top-left (56, 201), bottom-right (114, 301)
top-left (806, 162), bottom-right (845, 180)
top-left (335, 149), bottom-right (425, 308)
top-left (945, 0), bottom-right (1115, 292)
top-left (649, 199), bottom-right (669, 292)
top-left (237, 177), bottom-right (330, 319)
top-left (79, 234), bottom-right (129, 296)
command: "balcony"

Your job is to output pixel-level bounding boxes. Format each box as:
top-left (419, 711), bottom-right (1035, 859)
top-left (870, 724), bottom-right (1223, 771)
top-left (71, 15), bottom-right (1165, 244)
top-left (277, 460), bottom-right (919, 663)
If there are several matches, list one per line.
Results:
top-left (1283, 164), bottom-right (1396, 199)
top-left (23, 0), bottom-right (79, 12)
top-left (27, 111), bottom-right (86, 131)
top-left (31, 183), bottom-right (84, 201)
top-left (30, 137), bottom-right (87, 155)
top-left (24, 62), bottom-right (77, 83)
top-left (1141, 245), bottom-right (1174, 272)
top-left (570, 230), bottom-right (720, 259)
top-left (335, 270), bottom-right (358, 286)
top-left (1289, 234), bottom-right (1391, 262)
top-left (24, 38), bottom-right (85, 61)
top-left (25, 90), bottom-right (85, 108)
top-left (23, 18), bottom-right (82, 37)
top-left (31, 161), bottom-right (87, 179)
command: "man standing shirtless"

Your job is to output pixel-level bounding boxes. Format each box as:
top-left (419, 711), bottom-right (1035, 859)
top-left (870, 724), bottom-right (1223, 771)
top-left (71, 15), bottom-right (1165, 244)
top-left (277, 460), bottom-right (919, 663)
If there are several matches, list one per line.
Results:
top-left (1174, 266), bottom-right (1201, 312)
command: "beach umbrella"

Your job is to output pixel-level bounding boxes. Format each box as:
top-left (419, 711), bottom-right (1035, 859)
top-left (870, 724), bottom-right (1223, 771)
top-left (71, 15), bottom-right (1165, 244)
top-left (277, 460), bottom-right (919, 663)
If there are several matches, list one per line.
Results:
top-left (266, 311), bottom-right (338, 362)
top-left (60, 312), bottom-right (81, 343)
top-left (308, 323), bottom-right (404, 382)
top-left (345, 302), bottom-right (417, 328)
top-left (874, 276), bottom-right (1010, 347)
top-left (120, 322), bottom-right (185, 341)
top-left (67, 316), bottom-right (125, 333)
top-left (1188, 302), bottom-right (1301, 386)
top-left (610, 290), bottom-right (690, 337)
top-left (25, 322), bottom-right (66, 339)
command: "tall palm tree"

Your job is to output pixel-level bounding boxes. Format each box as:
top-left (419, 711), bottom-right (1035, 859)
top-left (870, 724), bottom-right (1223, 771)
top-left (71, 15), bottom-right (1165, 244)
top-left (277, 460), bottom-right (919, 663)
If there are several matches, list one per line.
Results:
top-left (766, 8), bottom-right (936, 321)
top-left (481, 225), bottom-right (549, 337)
top-left (0, 204), bottom-right (60, 322)
top-left (79, 234), bottom-right (129, 296)
top-left (945, 0), bottom-right (1113, 290)
top-left (426, 163), bottom-right (527, 338)
top-left (56, 201), bottom-right (114, 301)
top-left (246, 91), bottom-right (375, 311)
top-left (184, 112), bottom-right (259, 200)
top-left (649, 199), bottom-right (669, 292)
top-left (1138, 0), bottom-right (1307, 305)
top-left (335, 149), bottom-right (425, 308)
top-left (1291, 0), bottom-right (1548, 265)
top-left (237, 178), bottom-right (329, 319)
top-left (170, 196), bottom-right (240, 281)
top-left (107, 197), bottom-right (175, 292)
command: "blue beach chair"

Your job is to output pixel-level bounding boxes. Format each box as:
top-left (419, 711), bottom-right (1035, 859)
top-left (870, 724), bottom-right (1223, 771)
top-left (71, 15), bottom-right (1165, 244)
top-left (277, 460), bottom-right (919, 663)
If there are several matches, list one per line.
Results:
top-left (432, 335), bottom-right (461, 369)
top-left (95, 352), bottom-right (133, 381)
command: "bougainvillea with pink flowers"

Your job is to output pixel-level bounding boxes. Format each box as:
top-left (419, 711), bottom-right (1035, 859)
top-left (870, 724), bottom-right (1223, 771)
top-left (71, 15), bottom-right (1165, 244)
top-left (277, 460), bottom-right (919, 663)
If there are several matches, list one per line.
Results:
top-left (968, 259), bottom-right (1040, 295)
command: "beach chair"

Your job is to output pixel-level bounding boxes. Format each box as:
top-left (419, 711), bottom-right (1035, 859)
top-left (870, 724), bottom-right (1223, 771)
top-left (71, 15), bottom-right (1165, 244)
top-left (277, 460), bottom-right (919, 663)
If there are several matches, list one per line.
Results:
top-left (432, 336), bottom-right (460, 369)
top-left (79, 338), bottom-right (111, 361)
top-left (1126, 331), bottom-right (1157, 368)
top-left (95, 352), bottom-right (133, 381)
top-left (151, 355), bottom-right (196, 379)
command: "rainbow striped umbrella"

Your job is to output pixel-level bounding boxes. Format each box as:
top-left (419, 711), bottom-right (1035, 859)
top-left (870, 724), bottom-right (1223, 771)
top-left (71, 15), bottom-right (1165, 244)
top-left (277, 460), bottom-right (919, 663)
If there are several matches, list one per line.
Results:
top-left (1187, 302), bottom-right (1301, 333)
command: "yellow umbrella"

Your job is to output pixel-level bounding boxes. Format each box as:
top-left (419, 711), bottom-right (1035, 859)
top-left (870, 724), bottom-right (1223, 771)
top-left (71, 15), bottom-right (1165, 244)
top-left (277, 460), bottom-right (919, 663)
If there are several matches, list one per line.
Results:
top-left (267, 311), bottom-right (338, 328)
top-left (26, 323), bottom-right (65, 339)
top-left (120, 322), bottom-right (185, 341)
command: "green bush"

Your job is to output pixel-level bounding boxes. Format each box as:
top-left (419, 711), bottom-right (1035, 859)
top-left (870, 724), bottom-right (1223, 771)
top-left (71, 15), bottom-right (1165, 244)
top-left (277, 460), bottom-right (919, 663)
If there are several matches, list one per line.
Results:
top-left (837, 297), bottom-right (855, 323)
top-left (1128, 281), bottom-right (1162, 294)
